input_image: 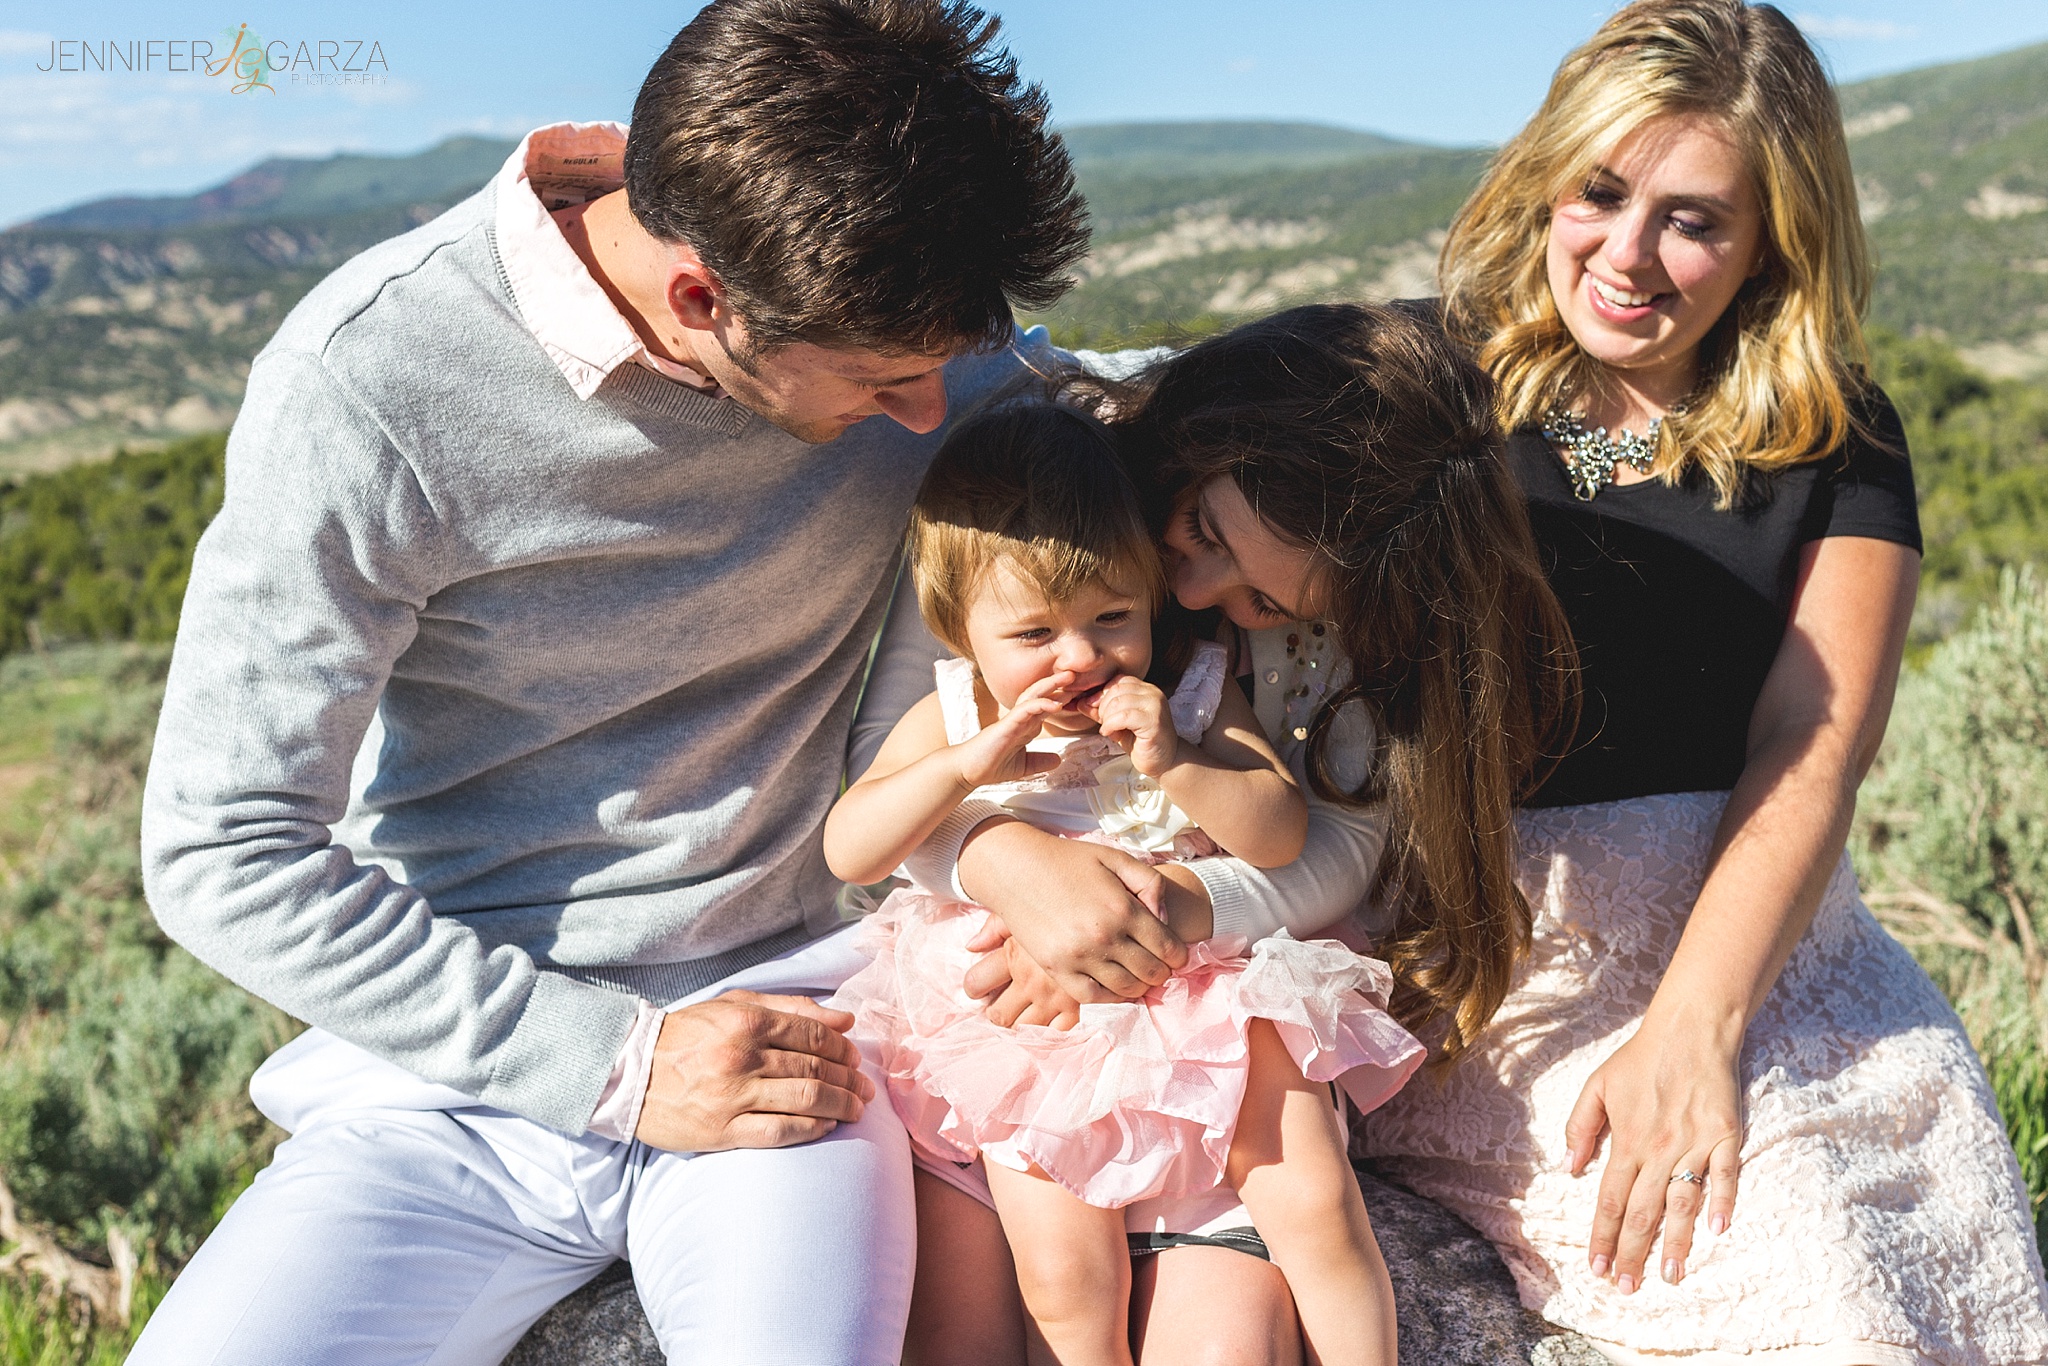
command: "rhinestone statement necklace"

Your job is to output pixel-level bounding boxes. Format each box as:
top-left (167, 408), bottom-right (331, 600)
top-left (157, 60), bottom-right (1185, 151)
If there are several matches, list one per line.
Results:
top-left (1541, 408), bottom-right (1665, 501)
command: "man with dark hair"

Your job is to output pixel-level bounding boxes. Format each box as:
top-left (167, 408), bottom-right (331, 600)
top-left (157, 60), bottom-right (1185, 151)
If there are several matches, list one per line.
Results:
top-left (129, 2), bottom-right (1087, 1360)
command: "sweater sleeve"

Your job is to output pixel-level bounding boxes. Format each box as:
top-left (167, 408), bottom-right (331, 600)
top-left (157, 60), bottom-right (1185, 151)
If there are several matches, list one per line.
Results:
top-left (140, 348), bottom-right (640, 1134)
top-left (1199, 694), bottom-right (1389, 942)
top-left (1194, 786), bottom-right (1390, 944)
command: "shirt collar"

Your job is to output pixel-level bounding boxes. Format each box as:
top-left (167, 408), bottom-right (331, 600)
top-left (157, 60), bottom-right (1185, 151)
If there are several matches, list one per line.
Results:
top-left (492, 121), bottom-right (723, 401)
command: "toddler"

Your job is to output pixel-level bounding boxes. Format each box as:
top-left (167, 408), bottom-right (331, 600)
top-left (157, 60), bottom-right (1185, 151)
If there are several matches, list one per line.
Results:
top-left (826, 399), bottom-right (1422, 1366)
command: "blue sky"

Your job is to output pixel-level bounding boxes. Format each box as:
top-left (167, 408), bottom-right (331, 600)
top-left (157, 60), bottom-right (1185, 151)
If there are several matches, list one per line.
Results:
top-left (4, 1), bottom-right (2047, 228)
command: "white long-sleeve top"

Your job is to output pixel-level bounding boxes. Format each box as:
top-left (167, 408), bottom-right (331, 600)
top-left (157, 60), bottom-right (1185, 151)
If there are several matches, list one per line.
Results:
top-left (850, 570), bottom-right (1393, 947)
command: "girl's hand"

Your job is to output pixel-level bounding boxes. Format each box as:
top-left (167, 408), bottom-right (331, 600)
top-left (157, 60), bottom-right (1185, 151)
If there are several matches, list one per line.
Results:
top-left (1565, 1015), bottom-right (1744, 1293)
top-left (949, 670), bottom-right (1070, 789)
top-left (963, 916), bottom-right (1084, 1029)
top-left (1086, 676), bottom-right (1178, 777)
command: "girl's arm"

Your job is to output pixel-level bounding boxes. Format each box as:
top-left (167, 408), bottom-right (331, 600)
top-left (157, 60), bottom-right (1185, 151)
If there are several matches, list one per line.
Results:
top-left (931, 698), bottom-right (1386, 1022)
top-left (823, 673), bottom-right (1068, 886)
top-left (1095, 675), bottom-right (1306, 867)
top-left (1568, 535), bottom-right (1918, 1296)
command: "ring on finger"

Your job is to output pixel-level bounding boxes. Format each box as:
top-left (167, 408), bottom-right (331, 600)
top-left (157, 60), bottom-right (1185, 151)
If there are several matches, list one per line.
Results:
top-left (1668, 1169), bottom-right (1704, 1186)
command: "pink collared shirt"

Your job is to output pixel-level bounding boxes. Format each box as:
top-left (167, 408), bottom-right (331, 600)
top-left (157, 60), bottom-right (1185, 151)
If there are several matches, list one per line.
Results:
top-left (492, 122), bottom-right (717, 1141)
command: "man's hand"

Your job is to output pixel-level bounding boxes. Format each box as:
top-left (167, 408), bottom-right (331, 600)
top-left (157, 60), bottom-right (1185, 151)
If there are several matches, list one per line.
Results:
top-left (634, 990), bottom-right (875, 1153)
top-left (957, 821), bottom-right (1187, 1002)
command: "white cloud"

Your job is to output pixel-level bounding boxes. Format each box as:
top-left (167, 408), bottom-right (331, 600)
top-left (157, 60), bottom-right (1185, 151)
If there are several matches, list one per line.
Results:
top-left (1795, 14), bottom-right (1919, 41)
top-left (0, 69), bottom-right (394, 222)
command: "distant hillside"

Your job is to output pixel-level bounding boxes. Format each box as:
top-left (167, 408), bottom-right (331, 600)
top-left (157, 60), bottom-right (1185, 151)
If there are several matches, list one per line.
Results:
top-left (0, 136), bottom-right (529, 475)
top-left (6, 39), bottom-right (2048, 472)
top-left (1060, 122), bottom-right (1427, 178)
top-left (1837, 41), bottom-right (2048, 378)
top-left (1033, 144), bottom-right (1487, 345)
top-left (24, 137), bottom-right (517, 233)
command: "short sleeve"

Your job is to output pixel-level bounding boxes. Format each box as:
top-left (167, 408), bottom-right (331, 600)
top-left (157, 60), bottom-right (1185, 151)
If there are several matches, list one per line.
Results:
top-left (1803, 386), bottom-right (1922, 554)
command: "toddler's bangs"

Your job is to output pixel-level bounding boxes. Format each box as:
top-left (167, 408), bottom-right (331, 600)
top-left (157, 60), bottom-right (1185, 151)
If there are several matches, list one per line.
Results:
top-left (908, 399), bottom-right (1164, 658)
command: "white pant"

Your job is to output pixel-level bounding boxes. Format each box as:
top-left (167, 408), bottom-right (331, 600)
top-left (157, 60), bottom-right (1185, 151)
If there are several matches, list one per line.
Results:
top-left (129, 926), bottom-right (915, 1366)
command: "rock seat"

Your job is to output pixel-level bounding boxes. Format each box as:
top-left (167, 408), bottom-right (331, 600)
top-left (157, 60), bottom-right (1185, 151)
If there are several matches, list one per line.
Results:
top-left (506, 1168), bottom-right (1611, 1364)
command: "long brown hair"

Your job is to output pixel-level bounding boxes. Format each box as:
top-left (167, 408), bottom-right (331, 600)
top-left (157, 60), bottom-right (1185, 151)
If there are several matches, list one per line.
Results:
top-left (1115, 304), bottom-right (1579, 1060)
top-left (1439, 0), bottom-right (1874, 506)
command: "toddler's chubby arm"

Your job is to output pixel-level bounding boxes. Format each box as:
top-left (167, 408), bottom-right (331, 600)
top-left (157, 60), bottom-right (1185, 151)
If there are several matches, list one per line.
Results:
top-left (1091, 675), bottom-right (1306, 868)
top-left (824, 671), bottom-right (1071, 887)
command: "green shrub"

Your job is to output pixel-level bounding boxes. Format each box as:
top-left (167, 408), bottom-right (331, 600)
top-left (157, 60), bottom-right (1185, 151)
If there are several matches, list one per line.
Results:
top-left (1856, 565), bottom-right (2048, 1233)
top-left (0, 646), bottom-right (293, 1337)
top-left (1868, 332), bottom-right (2048, 643)
top-left (0, 436), bottom-right (225, 657)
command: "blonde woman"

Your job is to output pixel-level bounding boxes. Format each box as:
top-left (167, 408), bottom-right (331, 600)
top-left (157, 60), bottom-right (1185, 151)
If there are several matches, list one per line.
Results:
top-left (1358, 1), bottom-right (2048, 1361)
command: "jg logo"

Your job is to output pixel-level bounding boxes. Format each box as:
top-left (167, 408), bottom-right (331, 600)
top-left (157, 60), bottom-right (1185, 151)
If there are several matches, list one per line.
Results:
top-left (32, 24), bottom-right (390, 94)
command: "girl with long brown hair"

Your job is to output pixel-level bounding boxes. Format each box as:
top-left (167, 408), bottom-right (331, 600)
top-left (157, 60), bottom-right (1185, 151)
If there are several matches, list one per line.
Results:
top-left (1357, 1), bottom-right (2048, 1360)
top-left (887, 302), bottom-right (1578, 1364)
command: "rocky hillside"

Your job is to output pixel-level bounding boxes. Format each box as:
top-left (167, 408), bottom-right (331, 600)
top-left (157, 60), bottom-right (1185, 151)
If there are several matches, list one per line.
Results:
top-left (4, 38), bottom-right (2047, 473)
top-left (0, 144), bottom-right (517, 476)
top-left (1837, 41), bottom-right (2048, 378)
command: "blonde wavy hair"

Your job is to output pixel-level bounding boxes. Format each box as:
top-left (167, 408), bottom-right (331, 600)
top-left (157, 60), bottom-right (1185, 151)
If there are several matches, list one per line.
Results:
top-left (1439, 0), bottom-right (1875, 506)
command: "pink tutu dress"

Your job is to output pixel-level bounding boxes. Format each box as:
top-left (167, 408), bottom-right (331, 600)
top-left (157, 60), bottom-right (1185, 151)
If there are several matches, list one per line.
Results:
top-left (837, 644), bottom-right (1426, 1208)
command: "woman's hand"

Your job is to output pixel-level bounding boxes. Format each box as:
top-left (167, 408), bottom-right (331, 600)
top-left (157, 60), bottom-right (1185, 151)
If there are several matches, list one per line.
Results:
top-left (956, 820), bottom-right (1187, 1001)
top-left (1565, 1014), bottom-right (1743, 1293)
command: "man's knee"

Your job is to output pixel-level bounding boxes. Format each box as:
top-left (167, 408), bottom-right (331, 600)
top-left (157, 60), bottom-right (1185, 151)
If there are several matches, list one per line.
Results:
top-left (129, 1111), bottom-right (607, 1366)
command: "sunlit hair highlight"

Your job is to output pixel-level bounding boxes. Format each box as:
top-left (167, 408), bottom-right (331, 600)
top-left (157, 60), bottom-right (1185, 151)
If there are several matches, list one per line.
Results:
top-left (1439, 0), bottom-right (1875, 506)
top-left (909, 400), bottom-right (1168, 665)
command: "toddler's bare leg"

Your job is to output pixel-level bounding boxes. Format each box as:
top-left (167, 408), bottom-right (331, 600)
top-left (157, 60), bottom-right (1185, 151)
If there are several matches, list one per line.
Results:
top-left (1227, 1020), bottom-right (1398, 1366)
top-left (984, 1160), bottom-right (1135, 1366)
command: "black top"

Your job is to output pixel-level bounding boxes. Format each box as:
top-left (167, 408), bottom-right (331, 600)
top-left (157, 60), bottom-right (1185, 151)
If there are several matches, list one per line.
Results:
top-left (1517, 392), bottom-right (1921, 807)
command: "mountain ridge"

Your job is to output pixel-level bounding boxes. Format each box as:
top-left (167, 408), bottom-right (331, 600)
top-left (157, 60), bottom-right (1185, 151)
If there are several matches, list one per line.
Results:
top-left (5, 40), bottom-right (2048, 472)
top-left (19, 137), bottom-right (518, 234)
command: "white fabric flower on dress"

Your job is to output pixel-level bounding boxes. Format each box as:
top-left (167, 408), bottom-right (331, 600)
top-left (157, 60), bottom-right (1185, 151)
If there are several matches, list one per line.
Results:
top-left (1086, 755), bottom-right (1196, 853)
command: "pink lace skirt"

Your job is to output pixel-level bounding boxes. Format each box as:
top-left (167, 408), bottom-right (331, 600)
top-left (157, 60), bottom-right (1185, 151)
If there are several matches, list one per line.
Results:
top-left (838, 886), bottom-right (1425, 1208)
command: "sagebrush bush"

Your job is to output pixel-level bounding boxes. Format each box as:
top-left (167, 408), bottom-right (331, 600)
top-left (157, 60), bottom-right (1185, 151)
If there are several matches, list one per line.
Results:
top-left (0, 647), bottom-right (293, 1351)
top-left (1856, 566), bottom-right (2048, 1228)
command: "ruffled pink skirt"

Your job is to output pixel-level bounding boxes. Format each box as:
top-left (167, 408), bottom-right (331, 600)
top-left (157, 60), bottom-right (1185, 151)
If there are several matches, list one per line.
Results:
top-left (838, 887), bottom-right (1426, 1208)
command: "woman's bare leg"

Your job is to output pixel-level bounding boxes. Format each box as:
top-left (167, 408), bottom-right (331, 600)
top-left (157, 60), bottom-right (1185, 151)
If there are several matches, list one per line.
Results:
top-left (984, 1161), bottom-right (1135, 1366)
top-left (904, 1169), bottom-right (1027, 1366)
top-left (1227, 1020), bottom-right (1397, 1366)
top-left (1130, 1245), bottom-right (1304, 1366)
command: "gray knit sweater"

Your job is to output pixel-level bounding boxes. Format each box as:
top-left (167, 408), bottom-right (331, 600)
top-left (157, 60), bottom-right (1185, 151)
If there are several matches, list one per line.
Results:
top-left (139, 183), bottom-right (1046, 1133)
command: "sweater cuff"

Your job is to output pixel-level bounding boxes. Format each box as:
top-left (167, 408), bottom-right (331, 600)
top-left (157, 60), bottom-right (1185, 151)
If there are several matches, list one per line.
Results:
top-left (902, 798), bottom-right (1010, 901)
top-left (1192, 857), bottom-right (1265, 941)
top-left (585, 999), bottom-right (665, 1142)
top-left (478, 970), bottom-right (643, 1134)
